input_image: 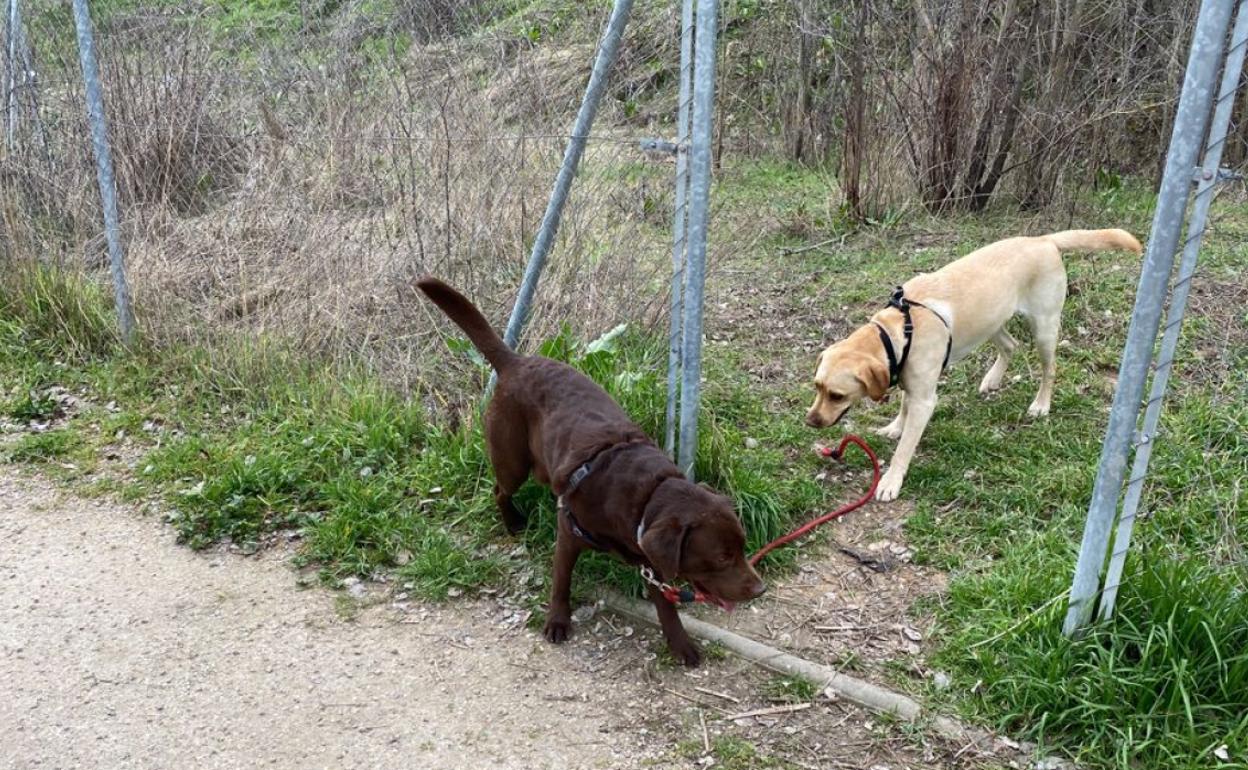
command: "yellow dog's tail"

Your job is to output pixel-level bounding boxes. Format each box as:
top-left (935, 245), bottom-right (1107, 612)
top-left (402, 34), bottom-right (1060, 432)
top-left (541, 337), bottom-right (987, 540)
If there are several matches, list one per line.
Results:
top-left (1043, 228), bottom-right (1143, 254)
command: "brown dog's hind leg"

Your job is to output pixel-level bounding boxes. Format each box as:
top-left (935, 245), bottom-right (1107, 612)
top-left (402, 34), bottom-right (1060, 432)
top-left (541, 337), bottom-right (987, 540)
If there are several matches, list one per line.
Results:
top-left (544, 514), bottom-right (585, 643)
top-left (647, 585), bottom-right (701, 667)
top-left (485, 411), bottom-right (532, 535)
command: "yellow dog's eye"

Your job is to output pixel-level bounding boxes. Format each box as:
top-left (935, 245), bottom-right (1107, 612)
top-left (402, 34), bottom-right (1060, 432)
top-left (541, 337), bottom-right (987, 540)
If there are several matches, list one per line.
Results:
top-left (828, 392), bottom-right (845, 400)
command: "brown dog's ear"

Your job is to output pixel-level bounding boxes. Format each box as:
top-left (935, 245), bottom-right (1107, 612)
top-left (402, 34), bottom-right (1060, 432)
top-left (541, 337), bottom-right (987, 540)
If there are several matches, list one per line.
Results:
top-left (639, 518), bottom-right (690, 582)
top-left (855, 357), bottom-right (891, 402)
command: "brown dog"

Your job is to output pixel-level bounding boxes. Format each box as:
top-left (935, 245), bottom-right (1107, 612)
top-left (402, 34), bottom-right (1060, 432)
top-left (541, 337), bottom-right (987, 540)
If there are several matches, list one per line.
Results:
top-left (807, 229), bottom-right (1143, 502)
top-left (418, 277), bottom-right (765, 666)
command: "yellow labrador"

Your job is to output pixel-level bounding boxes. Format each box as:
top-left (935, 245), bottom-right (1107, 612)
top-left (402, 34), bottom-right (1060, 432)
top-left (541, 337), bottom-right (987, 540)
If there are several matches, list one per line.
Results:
top-left (806, 229), bottom-right (1143, 502)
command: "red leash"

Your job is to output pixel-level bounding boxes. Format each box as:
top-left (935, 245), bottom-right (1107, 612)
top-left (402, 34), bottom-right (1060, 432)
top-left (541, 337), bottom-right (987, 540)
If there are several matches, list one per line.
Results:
top-left (750, 434), bottom-right (880, 567)
top-left (646, 434), bottom-right (881, 605)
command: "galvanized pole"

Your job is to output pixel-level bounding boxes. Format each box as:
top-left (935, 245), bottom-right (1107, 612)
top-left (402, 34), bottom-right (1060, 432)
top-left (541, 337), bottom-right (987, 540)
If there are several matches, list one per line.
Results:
top-left (490, 0), bottom-right (634, 384)
top-left (665, 0), bottom-right (695, 458)
top-left (6, 0), bottom-right (20, 148)
top-left (1063, 0), bottom-right (1233, 637)
top-left (676, 0), bottom-right (718, 480)
top-left (1097, 0), bottom-right (1248, 622)
top-left (72, 0), bottom-right (135, 343)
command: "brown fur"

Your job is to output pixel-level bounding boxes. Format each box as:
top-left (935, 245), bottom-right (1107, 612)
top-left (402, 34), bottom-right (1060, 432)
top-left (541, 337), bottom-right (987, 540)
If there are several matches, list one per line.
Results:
top-left (418, 277), bottom-right (764, 666)
top-left (807, 228), bottom-right (1143, 501)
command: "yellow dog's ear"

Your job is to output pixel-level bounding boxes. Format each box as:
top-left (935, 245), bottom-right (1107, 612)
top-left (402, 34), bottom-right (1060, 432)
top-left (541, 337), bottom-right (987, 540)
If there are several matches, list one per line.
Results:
top-left (854, 356), bottom-right (891, 402)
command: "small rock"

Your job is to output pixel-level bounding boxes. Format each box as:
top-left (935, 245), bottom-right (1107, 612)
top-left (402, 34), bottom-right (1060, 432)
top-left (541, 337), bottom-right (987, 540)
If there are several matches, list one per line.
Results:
top-left (342, 577), bottom-right (367, 599)
top-left (359, 466), bottom-right (374, 478)
top-left (932, 671), bottom-right (952, 690)
top-left (744, 437), bottom-right (759, 449)
top-left (572, 605), bottom-right (597, 623)
top-left (902, 626), bottom-right (923, 642)
top-left (446, 587), bottom-right (462, 598)
top-left (394, 550), bottom-right (412, 566)
top-left (1214, 745), bottom-right (1231, 762)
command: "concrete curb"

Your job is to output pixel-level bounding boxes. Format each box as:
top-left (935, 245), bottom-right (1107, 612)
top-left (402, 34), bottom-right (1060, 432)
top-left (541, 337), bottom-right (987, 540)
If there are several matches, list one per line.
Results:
top-left (602, 593), bottom-right (974, 742)
top-left (603, 594), bottom-right (1078, 769)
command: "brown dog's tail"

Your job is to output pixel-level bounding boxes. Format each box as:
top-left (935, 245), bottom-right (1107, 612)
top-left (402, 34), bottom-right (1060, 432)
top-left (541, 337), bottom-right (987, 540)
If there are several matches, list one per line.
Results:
top-left (1043, 228), bottom-right (1143, 254)
top-left (417, 277), bottom-right (518, 371)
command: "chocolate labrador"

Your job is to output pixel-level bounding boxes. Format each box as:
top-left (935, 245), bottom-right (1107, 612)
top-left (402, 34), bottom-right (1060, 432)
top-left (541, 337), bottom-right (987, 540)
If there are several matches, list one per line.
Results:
top-left (418, 277), bottom-right (765, 666)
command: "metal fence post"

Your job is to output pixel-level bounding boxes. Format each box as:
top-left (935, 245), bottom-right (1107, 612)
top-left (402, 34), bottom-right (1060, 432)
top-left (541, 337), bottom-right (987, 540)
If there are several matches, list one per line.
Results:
top-left (676, 0), bottom-right (718, 480)
top-left (665, 0), bottom-right (695, 458)
top-left (486, 0), bottom-right (633, 391)
top-left (6, 0), bottom-right (20, 148)
top-left (72, 0), bottom-right (135, 343)
top-left (1097, 0), bottom-right (1248, 622)
top-left (1062, 0), bottom-right (1233, 636)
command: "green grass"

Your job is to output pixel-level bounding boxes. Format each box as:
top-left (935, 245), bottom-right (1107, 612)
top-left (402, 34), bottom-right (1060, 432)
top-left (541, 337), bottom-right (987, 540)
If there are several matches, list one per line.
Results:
top-left (0, 263), bottom-right (832, 606)
top-left (3, 168), bottom-right (1246, 770)
top-left (764, 674), bottom-right (819, 703)
top-left (706, 168), bottom-right (1247, 769)
top-left (677, 735), bottom-right (793, 770)
top-left (4, 429), bottom-right (83, 463)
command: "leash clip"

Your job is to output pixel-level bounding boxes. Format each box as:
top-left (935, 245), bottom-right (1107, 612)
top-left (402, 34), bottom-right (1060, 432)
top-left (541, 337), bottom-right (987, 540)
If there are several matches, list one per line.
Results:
top-left (639, 565), bottom-right (694, 604)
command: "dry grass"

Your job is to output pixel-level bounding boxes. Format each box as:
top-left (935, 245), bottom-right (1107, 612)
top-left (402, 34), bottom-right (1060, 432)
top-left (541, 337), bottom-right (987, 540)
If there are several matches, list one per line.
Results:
top-left (1, 2), bottom-right (689, 404)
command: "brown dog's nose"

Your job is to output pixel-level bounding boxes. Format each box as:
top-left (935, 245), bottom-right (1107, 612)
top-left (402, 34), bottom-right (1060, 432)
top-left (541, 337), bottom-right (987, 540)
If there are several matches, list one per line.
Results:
top-left (749, 580), bottom-right (766, 599)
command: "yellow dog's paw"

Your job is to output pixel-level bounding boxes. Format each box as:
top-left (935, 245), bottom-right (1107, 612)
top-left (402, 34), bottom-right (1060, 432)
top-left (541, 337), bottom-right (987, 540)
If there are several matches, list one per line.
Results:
top-left (875, 470), bottom-right (904, 502)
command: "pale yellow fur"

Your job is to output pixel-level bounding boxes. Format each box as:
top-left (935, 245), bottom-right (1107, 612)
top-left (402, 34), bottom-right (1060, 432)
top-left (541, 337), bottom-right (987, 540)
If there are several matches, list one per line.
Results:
top-left (806, 228), bottom-right (1143, 502)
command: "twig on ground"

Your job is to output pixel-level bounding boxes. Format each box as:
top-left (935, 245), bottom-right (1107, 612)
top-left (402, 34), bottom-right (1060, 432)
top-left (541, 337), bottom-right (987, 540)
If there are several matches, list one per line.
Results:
top-left (725, 702), bottom-right (812, 721)
top-left (699, 709), bottom-right (710, 753)
top-left (694, 686), bottom-right (741, 704)
top-left (661, 687), bottom-right (729, 714)
top-left (781, 235), bottom-right (848, 256)
top-left (967, 590), bottom-right (1069, 650)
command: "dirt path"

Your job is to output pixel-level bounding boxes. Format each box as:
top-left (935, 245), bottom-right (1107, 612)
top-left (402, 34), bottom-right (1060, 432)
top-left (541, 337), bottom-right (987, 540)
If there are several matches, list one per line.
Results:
top-left (0, 467), bottom-right (1000, 770)
top-left (0, 468), bottom-right (669, 770)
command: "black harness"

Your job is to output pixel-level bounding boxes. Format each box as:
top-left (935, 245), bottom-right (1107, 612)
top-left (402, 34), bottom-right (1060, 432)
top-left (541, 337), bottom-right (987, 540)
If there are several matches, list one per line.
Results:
top-left (872, 286), bottom-right (953, 387)
top-left (559, 439), bottom-right (650, 551)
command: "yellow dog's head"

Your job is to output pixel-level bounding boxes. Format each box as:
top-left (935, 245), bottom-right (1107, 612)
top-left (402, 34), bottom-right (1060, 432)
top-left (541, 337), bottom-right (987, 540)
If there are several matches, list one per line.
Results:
top-left (806, 330), bottom-right (890, 428)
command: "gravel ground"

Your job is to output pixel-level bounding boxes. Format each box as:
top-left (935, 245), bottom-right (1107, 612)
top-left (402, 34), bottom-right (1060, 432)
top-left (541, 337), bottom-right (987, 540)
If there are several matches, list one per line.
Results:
top-left (0, 468), bottom-right (664, 770)
top-left (0, 466), bottom-right (1014, 770)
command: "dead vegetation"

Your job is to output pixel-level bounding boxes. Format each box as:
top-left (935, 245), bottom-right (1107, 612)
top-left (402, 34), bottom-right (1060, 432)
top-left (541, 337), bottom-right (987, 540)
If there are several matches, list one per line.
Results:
top-left (0, 0), bottom-right (1230, 400)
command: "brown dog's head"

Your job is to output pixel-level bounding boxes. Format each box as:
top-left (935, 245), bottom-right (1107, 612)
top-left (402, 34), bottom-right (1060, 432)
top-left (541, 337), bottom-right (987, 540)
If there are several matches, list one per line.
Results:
top-left (639, 480), bottom-right (765, 609)
top-left (806, 335), bottom-right (890, 429)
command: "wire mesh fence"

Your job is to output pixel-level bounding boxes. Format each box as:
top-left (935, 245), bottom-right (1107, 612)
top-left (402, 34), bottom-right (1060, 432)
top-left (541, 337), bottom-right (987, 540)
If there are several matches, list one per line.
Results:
top-left (1, 2), bottom-right (736, 403)
top-left (1, 0), bottom-right (1237, 410)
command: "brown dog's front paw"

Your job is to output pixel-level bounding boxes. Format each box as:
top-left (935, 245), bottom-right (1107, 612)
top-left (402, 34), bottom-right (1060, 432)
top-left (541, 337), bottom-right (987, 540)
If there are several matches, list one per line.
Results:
top-left (667, 637), bottom-right (702, 667)
top-left (543, 614), bottom-right (571, 644)
top-left (501, 503), bottom-right (528, 535)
